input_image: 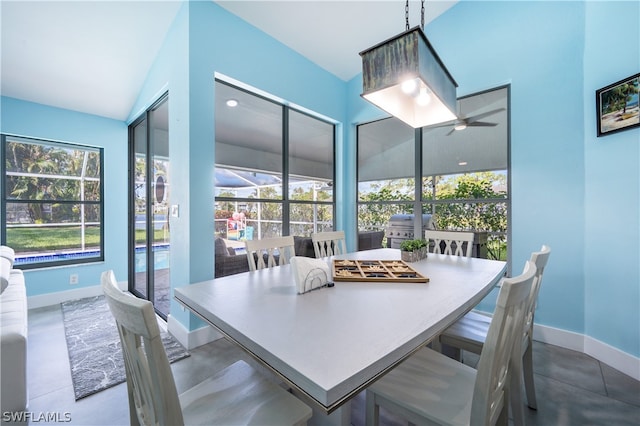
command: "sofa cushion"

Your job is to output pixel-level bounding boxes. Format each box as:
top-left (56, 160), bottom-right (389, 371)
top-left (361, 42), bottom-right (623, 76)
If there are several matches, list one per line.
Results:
top-left (0, 246), bottom-right (15, 267)
top-left (293, 236), bottom-right (315, 258)
top-left (214, 237), bottom-right (229, 257)
top-left (0, 268), bottom-right (27, 413)
top-left (1, 257), bottom-right (10, 294)
top-left (358, 230), bottom-right (385, 251)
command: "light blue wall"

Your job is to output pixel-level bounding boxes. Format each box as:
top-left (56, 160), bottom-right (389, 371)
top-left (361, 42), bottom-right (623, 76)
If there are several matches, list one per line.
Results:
top-left (0, 97), bottom-right (128, 296)
top-left (583, 1), bottom-right (639, 356)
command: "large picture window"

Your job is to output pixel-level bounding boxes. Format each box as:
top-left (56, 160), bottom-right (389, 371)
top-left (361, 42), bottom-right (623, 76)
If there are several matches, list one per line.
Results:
top-left (1, 135), bottom-right (103, 268)
top-left (214, 80), bottom-right (335, 245)
top-left (357, 86), bottom-right (510, 260)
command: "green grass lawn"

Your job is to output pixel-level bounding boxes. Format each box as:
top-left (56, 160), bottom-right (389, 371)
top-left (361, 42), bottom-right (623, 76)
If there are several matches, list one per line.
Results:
top-left (6, 226), bottom-right (169, 252)
top-left (7, 227), bottom-right (101, 251)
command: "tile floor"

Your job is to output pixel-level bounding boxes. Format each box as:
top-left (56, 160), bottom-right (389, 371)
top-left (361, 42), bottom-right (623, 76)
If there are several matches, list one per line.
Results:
top-left (25, 304), bottom-right (640, 425)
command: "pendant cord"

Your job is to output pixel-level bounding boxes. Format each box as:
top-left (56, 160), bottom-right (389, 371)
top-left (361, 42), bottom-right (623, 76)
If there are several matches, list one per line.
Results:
top-left (405, 0), bottom-right (410, 31)
top-left (407, 0), bottom-right (427, 31)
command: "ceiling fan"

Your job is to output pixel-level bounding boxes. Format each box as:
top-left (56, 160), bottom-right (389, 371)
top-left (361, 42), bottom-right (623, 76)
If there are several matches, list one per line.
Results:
top-left (428, 107), bottom-right (505, 136)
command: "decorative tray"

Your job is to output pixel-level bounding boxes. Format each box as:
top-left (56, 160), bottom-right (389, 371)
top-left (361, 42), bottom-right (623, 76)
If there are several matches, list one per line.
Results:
top-left (332, 260), bottom-right (429, 283)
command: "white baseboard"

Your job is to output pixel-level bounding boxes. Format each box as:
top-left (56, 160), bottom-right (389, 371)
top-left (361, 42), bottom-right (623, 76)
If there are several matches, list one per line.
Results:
top-left (584, 335), bottom-right (640, 381)
top-left (27, 282), bottom-right (127, 310)
top-left (167, 314), bottom-right (223, 350)
top-left (534, 323), bottom-right (640, 381)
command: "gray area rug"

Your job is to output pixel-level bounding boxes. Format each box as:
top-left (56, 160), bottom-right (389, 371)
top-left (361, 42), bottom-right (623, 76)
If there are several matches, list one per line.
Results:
top-left (61, 295), bottom-right (189, 400)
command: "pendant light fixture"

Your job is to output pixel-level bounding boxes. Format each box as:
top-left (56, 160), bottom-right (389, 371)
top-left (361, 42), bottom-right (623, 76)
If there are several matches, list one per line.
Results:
top-left (360, 0), bottom-right (458, 128)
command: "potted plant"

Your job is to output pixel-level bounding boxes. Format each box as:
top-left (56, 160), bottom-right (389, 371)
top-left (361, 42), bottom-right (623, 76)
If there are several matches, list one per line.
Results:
top-left (400, 239), bottom-right (428, 262)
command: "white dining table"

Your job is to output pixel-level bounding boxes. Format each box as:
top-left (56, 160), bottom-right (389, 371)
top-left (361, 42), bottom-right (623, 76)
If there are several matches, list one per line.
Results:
top-left (174, 248), bottom-right (506, 424)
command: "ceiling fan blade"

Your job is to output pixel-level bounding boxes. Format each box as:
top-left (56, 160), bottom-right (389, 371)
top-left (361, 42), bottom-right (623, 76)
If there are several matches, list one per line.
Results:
top-left (424, 120), bottom-right (457, 129)
top-left (465, 107), bottom-right (505, 124)
top-left (446, 128), bottom-right (456, 136)
top-left (467, 121), bottom-right (498, 127)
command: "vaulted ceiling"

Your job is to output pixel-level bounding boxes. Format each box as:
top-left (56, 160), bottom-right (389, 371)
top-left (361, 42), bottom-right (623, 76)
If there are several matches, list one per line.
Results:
top-left (0, 1), bottom-right (456, 120)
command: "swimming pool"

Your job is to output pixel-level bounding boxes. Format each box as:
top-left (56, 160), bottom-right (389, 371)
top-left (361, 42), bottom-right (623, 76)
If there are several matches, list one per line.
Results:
top-left (135, 245), bottom-right (170, 272)
top-left (14, 245), bottom-right (170, 272)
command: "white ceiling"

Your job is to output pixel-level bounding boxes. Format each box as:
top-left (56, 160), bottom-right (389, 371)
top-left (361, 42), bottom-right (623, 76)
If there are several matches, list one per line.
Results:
top-left (0, 0), bottom-right (456, 121)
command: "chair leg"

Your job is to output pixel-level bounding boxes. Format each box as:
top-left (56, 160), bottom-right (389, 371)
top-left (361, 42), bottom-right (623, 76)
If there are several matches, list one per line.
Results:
top-left (431, 336), bottom-right (443, 353)
top-left (522, 338), bottom-right (537, 409)
top-left (509, 356), bottom-right (525, 426)
top-left (365, 390), bottom-right (379, 426)
top-left (496, 401), bottom-right (509, 426)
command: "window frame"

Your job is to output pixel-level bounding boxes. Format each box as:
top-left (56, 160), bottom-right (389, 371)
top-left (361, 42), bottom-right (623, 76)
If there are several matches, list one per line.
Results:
top-left (356, 85), bottom-right (511, 261)
top-left (214, 79), bottom-right (337, 238)
top-left (1, 134), bottom-right (105, 269)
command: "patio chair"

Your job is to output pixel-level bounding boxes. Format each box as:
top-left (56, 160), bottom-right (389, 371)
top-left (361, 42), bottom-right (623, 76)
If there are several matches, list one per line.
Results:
top-left (245, 236), bottom-right (296, 271)
top-left (311, 231), bottom-right (347, 258)
top-left (425, 229), bottom-right (475, 257)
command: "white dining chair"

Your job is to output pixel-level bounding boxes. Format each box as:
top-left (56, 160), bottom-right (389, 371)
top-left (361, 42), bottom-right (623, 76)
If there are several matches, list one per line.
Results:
top-left (425, 229), bottom-right (475, 257)
top-left (311, 230), bottom-right (347, 258)
top-left (245, 236), bottom-right (296, 271)
top-left (365, 260), bottom-right (537, 426)
top-left (437, 245), bottom-right (551, 416)
top-left (101, 270), bottom-right (312, 426)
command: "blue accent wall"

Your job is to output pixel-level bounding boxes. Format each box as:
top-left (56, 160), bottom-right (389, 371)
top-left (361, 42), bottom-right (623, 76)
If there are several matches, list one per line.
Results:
top-left (583, 1), bottom-right (639, 356)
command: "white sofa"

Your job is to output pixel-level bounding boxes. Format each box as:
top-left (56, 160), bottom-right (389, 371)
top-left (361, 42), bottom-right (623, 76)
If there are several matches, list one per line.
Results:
top-left (1, 246), bottom-right (28, 416)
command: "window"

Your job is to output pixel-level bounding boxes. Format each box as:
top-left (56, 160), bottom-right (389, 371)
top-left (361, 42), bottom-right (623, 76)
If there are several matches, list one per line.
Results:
top-left (2, 135), bottom-right (104, 268)
top-left (214, 80), bottom-right (335, 242)
top-left (357, 86), bottom-right (510, 260)
top-left (357, 117), bottom-right (416, 237)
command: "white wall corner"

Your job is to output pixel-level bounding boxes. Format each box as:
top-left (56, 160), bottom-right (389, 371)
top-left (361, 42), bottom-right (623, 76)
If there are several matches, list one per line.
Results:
top-left (167, 314), bottom-right (223, 350)
top-left (534, 323), bottom-right (640, 381)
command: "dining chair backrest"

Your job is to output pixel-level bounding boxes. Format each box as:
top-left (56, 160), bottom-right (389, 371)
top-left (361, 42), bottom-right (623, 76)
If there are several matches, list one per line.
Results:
top-left (245, 236), bottom-right (296, 271)
top-left (524, 245), bottom-right (551, 336)
top-left (471, 260), bottom-right (537, 425)
top-left (101, 270), bottom-right (183, 426)
top-left (311, 231), bottom-right (347, 258)
top-left (425, 229), bottom-right (474, 257)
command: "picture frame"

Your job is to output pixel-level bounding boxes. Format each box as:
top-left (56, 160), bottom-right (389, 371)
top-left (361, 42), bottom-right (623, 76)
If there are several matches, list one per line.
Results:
top-left (596, 73), bottom-right (640, 137)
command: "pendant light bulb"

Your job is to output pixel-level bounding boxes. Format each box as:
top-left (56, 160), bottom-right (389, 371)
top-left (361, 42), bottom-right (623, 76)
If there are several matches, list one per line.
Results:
top-left (401, 78), bottom-right (418, 94)
top-left (416, 87), bottom-right (431, 106)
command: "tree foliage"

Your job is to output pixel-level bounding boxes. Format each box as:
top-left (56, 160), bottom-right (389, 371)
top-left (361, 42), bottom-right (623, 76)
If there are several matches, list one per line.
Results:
top-left (5, 141), bottom-right (101, 224)
top-left (601, 79), bottom-right (639, 114)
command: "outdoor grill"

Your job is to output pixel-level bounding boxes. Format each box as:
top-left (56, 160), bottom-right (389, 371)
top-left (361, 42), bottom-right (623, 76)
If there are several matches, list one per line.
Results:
top-left (386, 214), bottom-right (435, 249)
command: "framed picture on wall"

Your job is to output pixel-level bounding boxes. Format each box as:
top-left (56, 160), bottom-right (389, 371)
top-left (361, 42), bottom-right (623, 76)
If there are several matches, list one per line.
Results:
top-left (596, 73), bottom-right (640, 137)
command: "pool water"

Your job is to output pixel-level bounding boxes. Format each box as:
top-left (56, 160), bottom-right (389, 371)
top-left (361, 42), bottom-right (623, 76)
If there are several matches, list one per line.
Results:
top-left (135, 245), bottom-right (170, 272)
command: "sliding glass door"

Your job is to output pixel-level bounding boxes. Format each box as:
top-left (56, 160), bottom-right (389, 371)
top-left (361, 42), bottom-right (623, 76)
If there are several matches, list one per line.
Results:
top-left (129, 94), bottom-right (170, 319)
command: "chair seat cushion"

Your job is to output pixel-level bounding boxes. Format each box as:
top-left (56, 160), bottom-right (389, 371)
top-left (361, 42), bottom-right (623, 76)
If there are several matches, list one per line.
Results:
top-left (368, 347), bottom-right (477, 425)
top-left (180, 360), bottom-right (311, 425)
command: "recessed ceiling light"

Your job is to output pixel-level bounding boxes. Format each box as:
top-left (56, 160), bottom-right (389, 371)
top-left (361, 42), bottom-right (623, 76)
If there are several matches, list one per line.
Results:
top-left (226, 99), bottom-right (238, 107)
top-left (458, 161), bottom-right (468, 166)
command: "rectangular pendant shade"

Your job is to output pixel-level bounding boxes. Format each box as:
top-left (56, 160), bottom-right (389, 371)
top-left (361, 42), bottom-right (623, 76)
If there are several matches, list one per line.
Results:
top-left (360, 26), bottom-right (458, 128)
